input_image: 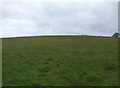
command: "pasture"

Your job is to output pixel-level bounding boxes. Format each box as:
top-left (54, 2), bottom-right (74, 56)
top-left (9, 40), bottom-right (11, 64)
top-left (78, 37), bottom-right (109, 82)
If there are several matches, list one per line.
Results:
top-left (2, 36), bottom-right (118, 86)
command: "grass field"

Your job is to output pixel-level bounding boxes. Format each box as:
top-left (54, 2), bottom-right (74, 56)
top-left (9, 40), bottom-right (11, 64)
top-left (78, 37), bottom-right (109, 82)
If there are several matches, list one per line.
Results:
top-left (2, 36), bottom-right (118, 86)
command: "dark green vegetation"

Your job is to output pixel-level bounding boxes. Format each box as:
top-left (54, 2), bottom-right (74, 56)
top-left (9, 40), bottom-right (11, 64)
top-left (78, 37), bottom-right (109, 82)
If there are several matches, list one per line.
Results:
top-left (2, 36), bottom-right (118, 86)
top-left (112, 32), bottom-right (119, 37)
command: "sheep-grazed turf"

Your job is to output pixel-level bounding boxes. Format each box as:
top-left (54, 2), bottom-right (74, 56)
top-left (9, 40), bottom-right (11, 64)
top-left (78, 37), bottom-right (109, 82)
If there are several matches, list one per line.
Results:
top-left (2, 36), bottom-right (118, 86)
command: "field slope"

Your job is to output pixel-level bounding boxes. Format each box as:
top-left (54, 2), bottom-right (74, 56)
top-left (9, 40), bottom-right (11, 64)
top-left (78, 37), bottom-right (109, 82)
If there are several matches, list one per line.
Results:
top-left (2, 36), bottom-right (118, 86)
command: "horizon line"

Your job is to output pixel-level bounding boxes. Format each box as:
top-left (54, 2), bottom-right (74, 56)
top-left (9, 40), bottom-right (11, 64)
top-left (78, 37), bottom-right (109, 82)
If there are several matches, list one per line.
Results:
top-left (1, 34), bottom-right (113, 38)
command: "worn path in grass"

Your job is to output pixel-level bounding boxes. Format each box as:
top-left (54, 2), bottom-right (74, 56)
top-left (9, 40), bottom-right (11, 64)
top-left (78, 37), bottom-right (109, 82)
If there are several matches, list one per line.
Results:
top-left (2, 36), bottom-right (118, 86)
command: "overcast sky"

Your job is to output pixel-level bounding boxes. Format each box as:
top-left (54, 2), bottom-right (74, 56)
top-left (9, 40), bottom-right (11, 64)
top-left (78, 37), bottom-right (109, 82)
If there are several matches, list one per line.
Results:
top-left (1, 1), bottom-right (118, 37)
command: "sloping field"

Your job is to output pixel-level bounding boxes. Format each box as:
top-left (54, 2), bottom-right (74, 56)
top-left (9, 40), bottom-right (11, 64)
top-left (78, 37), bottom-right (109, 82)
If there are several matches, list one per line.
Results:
top-left (2, 36), bottom-right (118, 86)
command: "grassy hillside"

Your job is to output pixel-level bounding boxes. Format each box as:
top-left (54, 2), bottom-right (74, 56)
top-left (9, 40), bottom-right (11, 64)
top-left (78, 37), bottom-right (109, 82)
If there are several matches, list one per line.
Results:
top-left (2, 36), bottom-right (118, 86)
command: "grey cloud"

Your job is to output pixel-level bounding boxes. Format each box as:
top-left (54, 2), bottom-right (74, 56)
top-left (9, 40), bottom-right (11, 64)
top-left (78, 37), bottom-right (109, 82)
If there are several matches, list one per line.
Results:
top-left (1, 2), bottom-right (118, 37)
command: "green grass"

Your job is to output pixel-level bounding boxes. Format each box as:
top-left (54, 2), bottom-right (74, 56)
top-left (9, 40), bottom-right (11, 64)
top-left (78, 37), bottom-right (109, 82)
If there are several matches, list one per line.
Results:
top-left (2, 36), bottom-right (118, 86)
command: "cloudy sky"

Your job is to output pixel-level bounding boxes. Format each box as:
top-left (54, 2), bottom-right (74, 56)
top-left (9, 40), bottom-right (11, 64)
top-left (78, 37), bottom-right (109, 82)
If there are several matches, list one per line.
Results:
top-left (1, 1), bottom-right (118, 37)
